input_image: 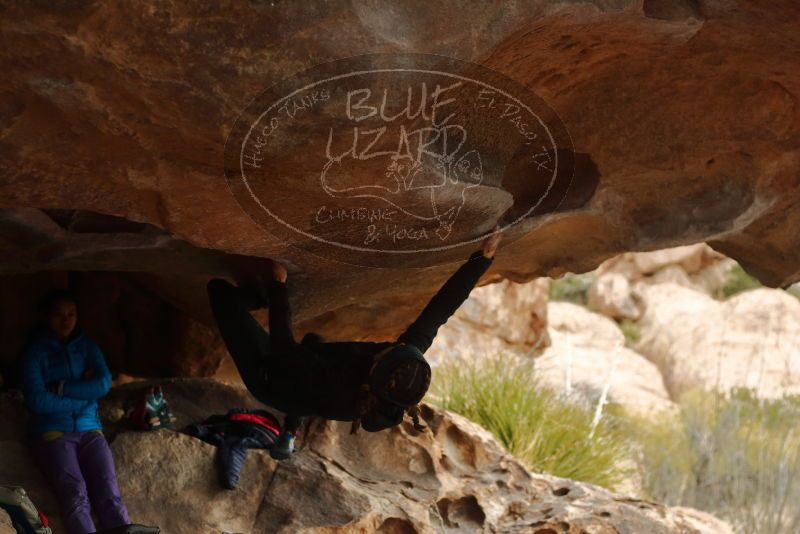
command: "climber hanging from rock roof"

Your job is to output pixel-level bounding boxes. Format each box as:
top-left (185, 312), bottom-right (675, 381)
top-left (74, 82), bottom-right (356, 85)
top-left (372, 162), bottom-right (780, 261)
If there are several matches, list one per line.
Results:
top-left (206, 227), bottom-right (502, 459)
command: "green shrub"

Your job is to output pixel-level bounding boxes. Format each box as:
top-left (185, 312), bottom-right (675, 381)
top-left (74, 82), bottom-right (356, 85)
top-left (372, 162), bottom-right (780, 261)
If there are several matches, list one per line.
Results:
top-left (720, 264), bottom-right (761, 298)
top-left (549, 273), bottom-right (595, 305)
top-left (619, 318), bottom-right (641, 346)
top-left (627, 388), bottom-right (800, 533)
top-left (718, 263), bottom-right (800, 302)
top-left (787, 283), bottom-right (800, 300)
top-left (427, 356), bottom-right (631, 490)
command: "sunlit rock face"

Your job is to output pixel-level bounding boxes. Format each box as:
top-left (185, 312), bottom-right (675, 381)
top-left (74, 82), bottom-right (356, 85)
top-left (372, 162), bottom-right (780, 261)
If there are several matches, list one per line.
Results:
top-left (595, 244), bottom-right (735, 296)
top-left (2, 1), bottom-right (800, 376)
top-left (536, 302), bottom-right (676, 416)
top-left (426, 277), bottom-right (551, 364)
top-left (635, 283), bottom-right (800, 399)
top-left (426, 282), bottom-right (676, 418)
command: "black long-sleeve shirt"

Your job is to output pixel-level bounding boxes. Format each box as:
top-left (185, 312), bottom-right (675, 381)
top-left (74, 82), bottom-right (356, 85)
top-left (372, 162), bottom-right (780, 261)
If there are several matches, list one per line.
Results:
top-left (396, 250), bottom-right (493, 353)
top-left (261, 250), bottom-right (494, 420)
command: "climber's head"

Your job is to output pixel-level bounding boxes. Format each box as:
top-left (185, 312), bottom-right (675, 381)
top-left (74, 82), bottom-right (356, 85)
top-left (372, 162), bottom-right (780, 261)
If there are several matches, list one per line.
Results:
top-left (356, 343), bottom-right (431, 433)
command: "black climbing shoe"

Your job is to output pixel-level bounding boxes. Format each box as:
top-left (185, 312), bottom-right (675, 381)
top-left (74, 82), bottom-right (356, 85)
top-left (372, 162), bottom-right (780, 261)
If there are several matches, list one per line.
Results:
top-left (270, 431), bottom-right (296, 460)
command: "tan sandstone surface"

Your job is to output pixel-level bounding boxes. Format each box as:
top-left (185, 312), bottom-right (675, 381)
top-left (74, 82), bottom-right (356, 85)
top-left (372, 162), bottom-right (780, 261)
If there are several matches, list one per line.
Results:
top-left (0, 379), bottom-right (732, 534)
top-left (0, 510), bottom-right (12, 534)
top-left (426, 283), bottom-right (675, 417)
top-left (2, 1), bottom-right (800, 377)
top-left (534, 302), bottom-right (675, 416)
top-left (1, 3), bottom-right (797, 532)
top-left (634, 283), bottom-right (800, 398)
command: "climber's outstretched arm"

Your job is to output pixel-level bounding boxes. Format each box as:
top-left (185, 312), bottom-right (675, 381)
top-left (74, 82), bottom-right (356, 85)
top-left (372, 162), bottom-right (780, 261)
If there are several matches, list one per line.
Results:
top-left (397, 228), bottom-right (501, 353)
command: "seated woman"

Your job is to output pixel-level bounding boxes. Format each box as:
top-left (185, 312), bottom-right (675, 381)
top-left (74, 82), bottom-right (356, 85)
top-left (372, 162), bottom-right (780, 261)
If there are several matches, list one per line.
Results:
top-left (18, 290), bottom-right (159, 534)
top-left (207, 228), bottom-right (502, 458)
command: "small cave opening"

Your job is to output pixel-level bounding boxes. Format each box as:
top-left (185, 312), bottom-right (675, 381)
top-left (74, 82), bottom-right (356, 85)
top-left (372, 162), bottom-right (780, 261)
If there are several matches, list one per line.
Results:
top-left (0, 269), bottom-right (228, 386)
top-left (0, 207), bottom-right (254, 386)
top-left (40, 209), bottom-right (149, 234)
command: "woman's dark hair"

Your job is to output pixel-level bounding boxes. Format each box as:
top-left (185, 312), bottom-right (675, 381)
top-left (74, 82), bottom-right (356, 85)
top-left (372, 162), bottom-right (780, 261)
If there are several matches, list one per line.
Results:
top-left (39, 289), bottom-right (78, 314)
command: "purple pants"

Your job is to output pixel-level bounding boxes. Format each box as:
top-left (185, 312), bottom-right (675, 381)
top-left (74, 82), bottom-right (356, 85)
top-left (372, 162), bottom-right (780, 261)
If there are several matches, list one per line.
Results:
top-left (33, 432), bottom-right (130, 534)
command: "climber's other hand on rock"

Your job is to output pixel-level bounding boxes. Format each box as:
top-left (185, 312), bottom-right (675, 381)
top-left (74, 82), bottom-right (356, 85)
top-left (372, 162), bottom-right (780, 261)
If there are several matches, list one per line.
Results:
top-left (482, 226), bottom-right (502, 258)
top-left (272, 261), bottom-right (288, 283)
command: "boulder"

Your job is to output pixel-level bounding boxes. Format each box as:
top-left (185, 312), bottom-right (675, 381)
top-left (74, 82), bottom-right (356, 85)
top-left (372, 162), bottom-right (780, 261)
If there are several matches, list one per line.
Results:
top-left (113, 431), bottom-right (272, 534)
top-left (426, 278), bottom-right (550, 364)
top-left (588, 272), bottom-right (643, 320)
top-left (647, 264), bottom-right (696, 288)
top-left (429, 278), bottom-right (674, 416)
top-left (595, 244), bottom-right (737, 298)
top-left (455, 278), bottom-right (551, 348)
top-left (0, 380), bottom-right (731, 533)
top-left (3, 0), bottom-right (800, 376)
top-left (673, 258), bottom-right (738, 297)
top-left (254, 409), bottom-right (732, 534)
top-left (0, 509), bottom-right (13, 534)
top-left (598, 244), bottom-right (724, 279)
top-left (635, 283), bottom-right (800, 398)
top-left (546, 300), bottom-right (626, 352)
top-left (535, 303), bottom-right (675, 416)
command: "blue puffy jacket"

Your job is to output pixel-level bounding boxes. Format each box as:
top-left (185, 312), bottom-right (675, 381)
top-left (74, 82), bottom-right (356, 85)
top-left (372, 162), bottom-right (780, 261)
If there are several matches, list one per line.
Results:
top-left (19, 326), bottom-right (112, 435)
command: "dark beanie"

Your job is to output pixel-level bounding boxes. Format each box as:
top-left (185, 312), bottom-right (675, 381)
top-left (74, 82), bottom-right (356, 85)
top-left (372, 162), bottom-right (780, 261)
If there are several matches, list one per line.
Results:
top-left (368, 344), bottom-right (431, 408)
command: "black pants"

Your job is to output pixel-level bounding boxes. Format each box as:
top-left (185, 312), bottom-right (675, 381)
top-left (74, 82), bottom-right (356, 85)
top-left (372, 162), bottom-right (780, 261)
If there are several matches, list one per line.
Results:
top-left (206, 278), bottom-right (305, 433)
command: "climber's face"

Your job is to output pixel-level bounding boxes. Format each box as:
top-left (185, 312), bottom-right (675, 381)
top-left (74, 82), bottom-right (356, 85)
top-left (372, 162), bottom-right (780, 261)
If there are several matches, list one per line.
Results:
top-left (48, 299), bottom-right (77, 340)
top-left (361, 398), bottom-right (405, 433)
